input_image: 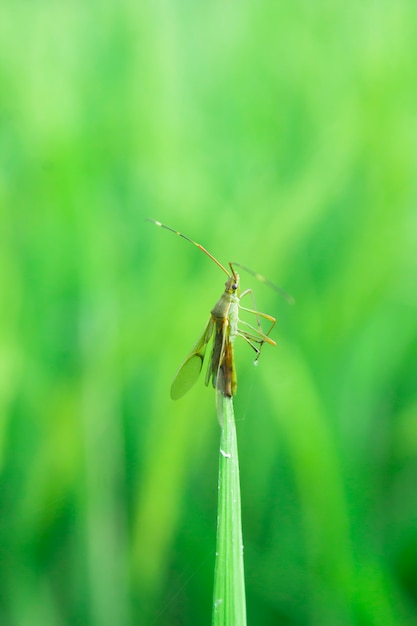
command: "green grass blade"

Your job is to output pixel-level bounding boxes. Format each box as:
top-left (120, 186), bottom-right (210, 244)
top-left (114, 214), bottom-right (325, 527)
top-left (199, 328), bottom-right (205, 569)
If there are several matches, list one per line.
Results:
top-left (212, 393), bottom-right (247, 626)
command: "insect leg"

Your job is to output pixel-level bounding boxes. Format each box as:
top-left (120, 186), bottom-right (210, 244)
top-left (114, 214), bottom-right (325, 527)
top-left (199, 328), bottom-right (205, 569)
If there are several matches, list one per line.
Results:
top-left (238, 290), bottom-right (277, 362)
top-left (239, 289), bottom-right (277, 340)
top-left (238, 319), bottom-right (276, 345)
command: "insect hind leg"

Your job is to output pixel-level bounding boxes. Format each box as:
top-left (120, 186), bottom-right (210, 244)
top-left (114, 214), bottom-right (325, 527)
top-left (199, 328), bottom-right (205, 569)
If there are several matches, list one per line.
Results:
top-left (239, 289), bottom-right (277, 349)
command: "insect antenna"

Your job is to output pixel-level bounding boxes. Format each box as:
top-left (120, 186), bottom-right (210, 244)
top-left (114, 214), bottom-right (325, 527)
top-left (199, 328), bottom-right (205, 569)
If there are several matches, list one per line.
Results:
top-left (231, 261), bottom-right (295, 305)
top-left (146, 218), bottom-right (231, 278)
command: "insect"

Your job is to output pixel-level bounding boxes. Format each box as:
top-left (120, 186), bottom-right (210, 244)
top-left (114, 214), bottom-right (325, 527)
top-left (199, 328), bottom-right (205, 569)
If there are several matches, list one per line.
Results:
top-left (147, 219), bottom-right (289, 400)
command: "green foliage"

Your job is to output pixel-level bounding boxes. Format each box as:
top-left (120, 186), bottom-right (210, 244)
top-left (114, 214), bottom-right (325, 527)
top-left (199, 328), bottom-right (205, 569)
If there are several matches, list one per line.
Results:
top-left (1, 1), bottom-right (417, 625)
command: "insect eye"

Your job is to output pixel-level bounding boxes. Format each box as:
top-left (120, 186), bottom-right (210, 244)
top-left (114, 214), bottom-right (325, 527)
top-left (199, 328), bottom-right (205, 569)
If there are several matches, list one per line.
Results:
top-left (232, 283), bottom-right (237, 290)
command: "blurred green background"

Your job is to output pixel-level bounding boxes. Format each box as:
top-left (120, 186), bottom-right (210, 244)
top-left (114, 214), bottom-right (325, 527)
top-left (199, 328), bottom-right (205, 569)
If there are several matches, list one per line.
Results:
top-left (1, 1), bottom-right (417, 625)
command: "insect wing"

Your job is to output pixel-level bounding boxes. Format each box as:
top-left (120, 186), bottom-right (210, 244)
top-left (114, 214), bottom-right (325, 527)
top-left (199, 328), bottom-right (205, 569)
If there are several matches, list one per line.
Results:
top-left (208, 323), bottom-right (237, 397)
top-left (206, 321), bottom-right (225, 389)
top-left (218, 339), bottom-right (237, 397)
top-left (170, 318), bottom-right (215, 400)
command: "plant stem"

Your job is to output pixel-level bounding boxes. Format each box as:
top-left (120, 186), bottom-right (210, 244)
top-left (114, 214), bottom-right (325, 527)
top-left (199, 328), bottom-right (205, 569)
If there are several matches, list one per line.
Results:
top-left (212, 392), bottom-right (247, 626)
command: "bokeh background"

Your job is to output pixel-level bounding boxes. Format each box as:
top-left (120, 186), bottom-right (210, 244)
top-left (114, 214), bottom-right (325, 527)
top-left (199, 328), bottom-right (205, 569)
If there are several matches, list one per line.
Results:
top-left (1, 1), bottom-right (417, 625)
